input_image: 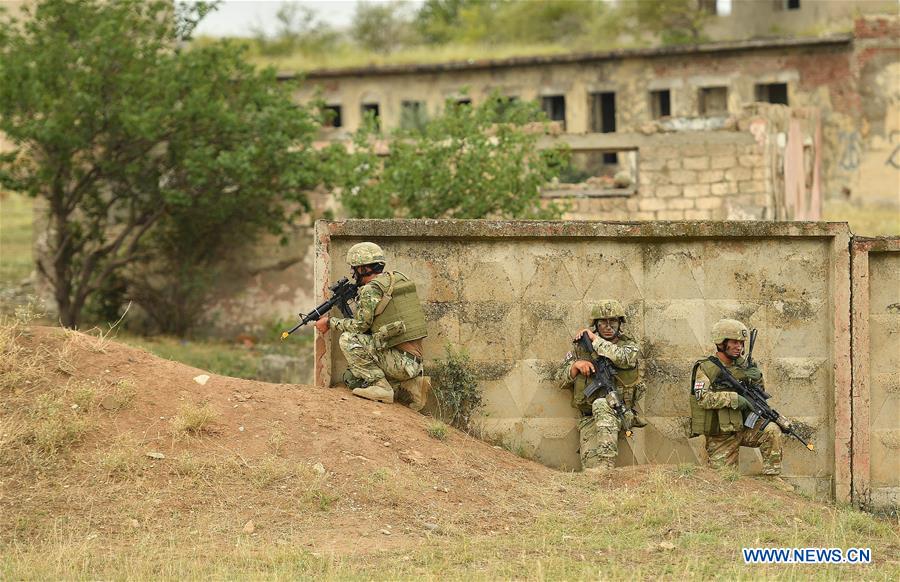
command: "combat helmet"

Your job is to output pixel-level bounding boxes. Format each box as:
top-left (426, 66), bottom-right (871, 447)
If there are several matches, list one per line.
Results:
top-left (347, 242), bottom-right (386, 267)
top-left (711, 318), bottom-right (749, 345)
top-left (590, 300), bottom-right (626, 323)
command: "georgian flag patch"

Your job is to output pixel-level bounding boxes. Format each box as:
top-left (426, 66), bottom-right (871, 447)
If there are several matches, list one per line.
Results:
top-left (694, 380), bottom-right (706, 400)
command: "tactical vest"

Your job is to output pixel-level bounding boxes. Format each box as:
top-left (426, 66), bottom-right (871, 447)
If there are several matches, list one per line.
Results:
top-left (689, 357), bottom-right (759, 436)
top-left (368, 271), bottom-right (428, 348)
top-left (572, 336), bottom-right (640, 414)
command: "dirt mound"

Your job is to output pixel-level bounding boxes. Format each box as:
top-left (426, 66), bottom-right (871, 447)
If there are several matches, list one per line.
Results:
top-left (3, 326), bottom-right (548, 546)
top-left (2, 325), bottom-right (898, 578)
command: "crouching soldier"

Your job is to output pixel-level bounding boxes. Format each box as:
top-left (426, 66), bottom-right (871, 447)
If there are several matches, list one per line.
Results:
top-left (690, 319), bottom-right (786, 485)
top-left (556, 300), bottom-right (646, 472)
top-left (315, 242), bottom-right (429, 410)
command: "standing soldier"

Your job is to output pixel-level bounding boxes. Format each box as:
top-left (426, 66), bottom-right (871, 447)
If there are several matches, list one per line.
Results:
top-left (556, 300), bottom-right (646, 473)
top-left (315, 242), bottom-right (429, 410)
top-left (690, 319), bottom-right (786, 485)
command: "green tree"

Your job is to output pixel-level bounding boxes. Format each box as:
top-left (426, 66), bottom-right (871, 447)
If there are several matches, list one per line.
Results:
top-left (251, 3), bottom-right (340, 57)
top-left (351, 1), bottom-right (414, 54)
top-left (496, 0), bottom-right (609, 46)
top-left (414, 0), bottom-right (470, 44)
top-left (330, 95), bottom-right (568, 219)
top-left (0, 0), bottom-right (324, 329)
top-left (619, 0), bottom-right (712, 45)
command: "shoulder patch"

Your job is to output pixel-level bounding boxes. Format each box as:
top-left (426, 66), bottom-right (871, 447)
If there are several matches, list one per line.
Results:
top-left (694, 380), bottom-right (706, 400)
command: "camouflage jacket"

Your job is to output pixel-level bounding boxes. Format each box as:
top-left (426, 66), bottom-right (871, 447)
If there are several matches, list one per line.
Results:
top-left (692, 355), bottom-right (763, 410)
top-left (555, 334), bottom-right (642, 409)
top-left (328, 281), bottom-right (382, 334)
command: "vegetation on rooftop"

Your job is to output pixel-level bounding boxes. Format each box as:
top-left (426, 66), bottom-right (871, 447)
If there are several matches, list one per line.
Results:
top-left (223, 0), bottom-right (717, 73)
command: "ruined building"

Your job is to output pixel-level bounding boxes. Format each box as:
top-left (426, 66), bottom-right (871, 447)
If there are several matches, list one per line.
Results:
top-left (288, 15), bottom-right (899, 223)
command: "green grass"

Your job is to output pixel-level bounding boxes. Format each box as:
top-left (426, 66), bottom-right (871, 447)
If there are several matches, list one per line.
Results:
top-left (0, 192), bottom-right (34, 287)
top-left (247, 41), bottom-right (579, 72)
top-left (114, 332), bottom-right (308, 381)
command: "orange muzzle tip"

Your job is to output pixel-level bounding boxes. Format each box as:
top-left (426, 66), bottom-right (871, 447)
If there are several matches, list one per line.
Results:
top-left (807, 443), bottom-right (815, 451)
top-left (281, 332), bottom-right (289, 341)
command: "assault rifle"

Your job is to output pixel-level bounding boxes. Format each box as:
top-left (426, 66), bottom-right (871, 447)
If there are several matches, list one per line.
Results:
top-left (706, 329), bottom-right (814, 451)
top-left (576, 332), bottom-right (633, 437)
top-left (281, 277), bottom-right (358, 340)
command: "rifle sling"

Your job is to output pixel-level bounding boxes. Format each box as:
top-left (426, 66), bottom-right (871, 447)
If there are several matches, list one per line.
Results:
top-left (705, 356), bottom-right (740, 389)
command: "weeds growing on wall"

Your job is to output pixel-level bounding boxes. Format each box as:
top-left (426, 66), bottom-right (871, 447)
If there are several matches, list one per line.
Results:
top-left (430, 345), bottom-right (482, 432)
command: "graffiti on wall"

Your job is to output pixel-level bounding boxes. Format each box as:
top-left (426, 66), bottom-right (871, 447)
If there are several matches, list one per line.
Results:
top-left (886, 131), bottom-right (900, 169)
top-left (839, 130), bottom-right (862, 171)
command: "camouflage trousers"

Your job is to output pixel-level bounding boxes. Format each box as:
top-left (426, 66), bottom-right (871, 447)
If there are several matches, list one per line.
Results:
top-left (338, 332), bottom-right (422, 386)
top-left (706, 421), bottom-right (783, 475)
top-left (578, 398), bottom-right (623, 470)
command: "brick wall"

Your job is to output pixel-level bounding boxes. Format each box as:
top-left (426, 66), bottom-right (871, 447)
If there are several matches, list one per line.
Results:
top-left (552, 105), bottom-right (819, 222)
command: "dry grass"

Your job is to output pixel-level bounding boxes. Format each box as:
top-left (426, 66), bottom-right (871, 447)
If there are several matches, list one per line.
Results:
top-left (266, 421), bottom-right (288, 455)
top-left (0, 309), bottom-right (95, 466)
top-left (426, 420), bottom-right (448, 441)
top-left (0, 318), bottom-right (898, 580)
top-left (1, 464), bottom-right (897, 580)
top-left (171, 402), bottom-right (220, 435)
top-left (97, 434), bottom-right (147, 479)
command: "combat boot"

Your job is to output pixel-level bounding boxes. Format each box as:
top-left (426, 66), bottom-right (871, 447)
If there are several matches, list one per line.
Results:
top-left (399, 375), bottom-right (430, 412)
top-left (352, 378), bottom-right (394, 404)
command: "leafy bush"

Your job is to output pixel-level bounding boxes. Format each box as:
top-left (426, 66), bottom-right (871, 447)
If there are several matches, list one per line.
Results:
top-left (430, 345), bottom-right (481, 431)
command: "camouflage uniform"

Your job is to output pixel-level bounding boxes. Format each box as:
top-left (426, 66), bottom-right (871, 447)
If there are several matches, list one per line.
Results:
top-left (331, 282), bottom-right (422, 386)
top-left (690, 319), bottom-right (783, 475)
top-left (556, 301), bottom-right (645, 471)
top-left (329, 242), bottom-right (427, 407)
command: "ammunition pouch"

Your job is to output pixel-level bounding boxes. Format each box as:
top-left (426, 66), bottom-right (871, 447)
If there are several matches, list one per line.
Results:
top-left (373, 321), bottom-right (406, 350)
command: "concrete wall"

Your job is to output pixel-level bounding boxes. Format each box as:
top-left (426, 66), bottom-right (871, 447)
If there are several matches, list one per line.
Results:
top-left (315, 219), bottom-right (853, 501)
top-left (851, 237), bottom-right (900, 510)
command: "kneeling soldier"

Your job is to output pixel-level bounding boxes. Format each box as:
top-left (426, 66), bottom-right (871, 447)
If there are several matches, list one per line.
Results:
top-left (557, 300), bottom-right (646, 472)
top-left (690, 319), bottom-right (784, 481)
top-left (315, 242), bottom-right (428, 409)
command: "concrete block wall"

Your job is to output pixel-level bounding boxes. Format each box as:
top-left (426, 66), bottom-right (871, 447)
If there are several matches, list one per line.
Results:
top-left (851, 237), bottom-right (900, 511)
top-left (561, 138), bottom-right (773, 222)
top-left (552, 105), bottom-right (821, 223)
top-left (315, 220), bottom-right (854, 501)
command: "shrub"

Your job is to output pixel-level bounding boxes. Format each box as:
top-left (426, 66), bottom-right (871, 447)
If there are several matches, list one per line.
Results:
top-left (426, 421), bottom-right (448, 441)
top-left (430, 345), bottom-right (481, 432)
top-left (171, 402), bottom-right (219, 435)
